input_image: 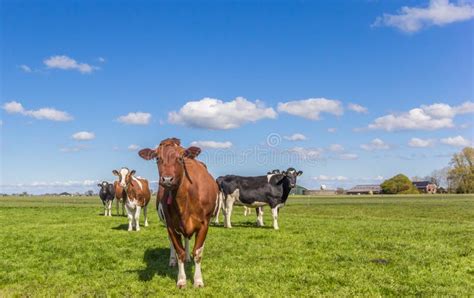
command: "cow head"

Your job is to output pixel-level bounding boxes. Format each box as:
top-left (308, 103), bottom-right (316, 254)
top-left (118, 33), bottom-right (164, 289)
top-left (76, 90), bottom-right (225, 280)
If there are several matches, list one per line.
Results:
top-left (97, 181), bottom-right (110, 193)
top-left (138, 138), bottom-right (200, 189)
top-left (112, 167), bottom-right (136, 188)
top-left (281, 167), bottom-right (303, 188)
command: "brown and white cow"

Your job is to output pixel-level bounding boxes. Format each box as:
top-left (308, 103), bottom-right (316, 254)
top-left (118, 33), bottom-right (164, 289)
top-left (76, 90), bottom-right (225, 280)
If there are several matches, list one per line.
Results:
top-left (112, 167), bottom-right (151, 231)
top-left (113, 181), bottom-right (126, 216)
top-left (139, 138), bottom-right (219, 288)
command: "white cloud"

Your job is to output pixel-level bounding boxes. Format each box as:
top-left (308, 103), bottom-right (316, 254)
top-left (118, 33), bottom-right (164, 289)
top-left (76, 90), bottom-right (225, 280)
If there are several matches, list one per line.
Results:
top-left (368, 101), bottom-right (473, 131)
top-left (373, 0), bottom-right (474, 33)
top-left (19, 65), bottom-right (32, 73)
top-left (117, 112), bottom-right (151, 125)
top-left (3, 101), bottom-right (25, 113)
top-left (338, 153), bottom-right (359, 160)
top-left (348, 103), bottom-right (368, 114)
top-left (128, 144), bottom-right (140, 151)
top-left (2, 101), bottom-right (73, 121)
top-left (408, 137), bottom-right (435, 147)
top-left (60, 145), bottom-right (88, 153)
top-left (169, 97), bottom-right (277, 130)
top-left (277, 98), bottom-right (343, 120)
top-left (327, 128), bottom-right (337, 133)
top-left (361, 138), bottom-right (391, 151)
top-left (44, 55), bottom-right (97, 74)
top-left (313, 175), bottom-right (348, 181)
top-left (190, 140), bottom-right (233, 149)
top-left (441, 135), bottom-right (472, 147)
top-left (329, 144), bottom-right (345, 152)
top-left (72, 131), bottom-right (95, 141)
top-left (98, 57), bottom-right (106, 63)
top-left (284, 133), bottom-right (307, 141)
top-left (289, 147), bottom-right (323, 159)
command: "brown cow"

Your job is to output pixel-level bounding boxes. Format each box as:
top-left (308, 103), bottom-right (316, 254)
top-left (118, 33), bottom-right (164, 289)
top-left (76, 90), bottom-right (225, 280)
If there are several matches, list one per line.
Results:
top-left (112, 167), bottom-right (151, 231)
top-left (139, 138), bottom-right (219, 288)
top-left (113, 181), bottom-right (126, 216)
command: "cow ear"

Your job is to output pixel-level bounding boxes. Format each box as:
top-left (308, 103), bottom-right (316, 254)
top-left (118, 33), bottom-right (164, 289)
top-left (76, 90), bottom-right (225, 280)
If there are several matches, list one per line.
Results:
top-left (97, 184), bottom-right (102, 187)
top-left (138, 148), bottom-right (157, 160)
top-left (184, 146), bottom-right (201, 159)
top-left (297, 170), bottom-right (303, 176)
top-left (130, 170), bottom-right (136, 176)
top-left (281, 171), bottom-right (287, 176)
top-left (112, 170), bottom-right (119, 176)
top-left (267, 171), bottom-right (272, 175)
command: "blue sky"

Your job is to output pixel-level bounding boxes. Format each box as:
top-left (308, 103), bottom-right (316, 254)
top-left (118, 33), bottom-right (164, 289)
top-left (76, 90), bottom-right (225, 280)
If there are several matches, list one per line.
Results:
top-left (1, 0), bottom-right (473, 194)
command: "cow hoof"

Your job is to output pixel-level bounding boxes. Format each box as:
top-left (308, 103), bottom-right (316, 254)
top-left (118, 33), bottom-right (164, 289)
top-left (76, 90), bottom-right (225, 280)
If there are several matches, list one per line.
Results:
top-left (177, 280), bottom-right (186, 289)
top-left (194, 280), bottom-right (204, 288)
top-left (144, 223), bottom-right (149, 227)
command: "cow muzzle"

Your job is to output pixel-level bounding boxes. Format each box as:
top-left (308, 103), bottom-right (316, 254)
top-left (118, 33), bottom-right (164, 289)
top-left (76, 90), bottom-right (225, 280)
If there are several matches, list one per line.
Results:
top-left (160, 176), bottom-right (175, 188)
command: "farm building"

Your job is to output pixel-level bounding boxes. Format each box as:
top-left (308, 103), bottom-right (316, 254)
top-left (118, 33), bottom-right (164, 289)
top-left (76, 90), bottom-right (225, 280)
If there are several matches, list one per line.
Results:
top-left (290, 185), bottom-right (307, 195)
top-left (303, 189), bottom-right (337, 196)
top-left (346, 185), bottom-right (382, 195)
top-left (412, 181), bottom-right (437, 194)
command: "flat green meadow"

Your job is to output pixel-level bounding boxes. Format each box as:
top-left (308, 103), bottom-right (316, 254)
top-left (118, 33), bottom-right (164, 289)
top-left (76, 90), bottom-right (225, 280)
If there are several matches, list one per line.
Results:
top-left (0, 195), bottom-right (473, 296)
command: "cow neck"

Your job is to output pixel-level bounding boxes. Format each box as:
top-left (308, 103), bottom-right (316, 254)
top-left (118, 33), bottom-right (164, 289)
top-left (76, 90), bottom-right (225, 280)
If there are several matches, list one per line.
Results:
top-left (281, 178), bottom-right (292, 202)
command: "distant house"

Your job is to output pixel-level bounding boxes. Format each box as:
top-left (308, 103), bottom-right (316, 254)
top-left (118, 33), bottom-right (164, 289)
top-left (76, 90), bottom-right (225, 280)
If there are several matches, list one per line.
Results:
top-left (412, 181), bottom-right (437, 194)
top-left (346, 185), bottom-right (381, 195)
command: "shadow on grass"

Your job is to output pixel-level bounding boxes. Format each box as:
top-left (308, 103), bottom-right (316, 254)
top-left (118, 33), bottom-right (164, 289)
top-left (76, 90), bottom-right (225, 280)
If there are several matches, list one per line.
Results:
top-left (211, 221), bottom-right (273, 229)
top-left (112, 224), bottom-right (129, 230)
top-left (133, 247), bottom-right (193, 282)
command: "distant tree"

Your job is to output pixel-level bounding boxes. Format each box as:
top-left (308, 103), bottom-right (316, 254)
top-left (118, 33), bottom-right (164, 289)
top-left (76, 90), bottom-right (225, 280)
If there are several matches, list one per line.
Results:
top-left (448, 147), bottom-right (474, 193)
top-left (85, 190), bottom-right (94, 196)
top-left (431, 167), bottom-right (449, 188)
top-left (381, 174), bottom-right (419, 194)
top-left (336, 187), bottom-right (345, 195)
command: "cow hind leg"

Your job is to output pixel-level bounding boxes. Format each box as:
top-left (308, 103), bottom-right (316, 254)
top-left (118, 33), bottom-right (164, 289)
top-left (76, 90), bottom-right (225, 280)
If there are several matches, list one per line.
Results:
top-left (224, 195), bottom-right (235, 228)
top-left (256, 207), bottom-right (264, 226)
top-left (168, 235), bottom-right (177, 267)
top-left (271, 206), bottom-right (279, 230)
top-left (143, 205), bottom-right (149, 227)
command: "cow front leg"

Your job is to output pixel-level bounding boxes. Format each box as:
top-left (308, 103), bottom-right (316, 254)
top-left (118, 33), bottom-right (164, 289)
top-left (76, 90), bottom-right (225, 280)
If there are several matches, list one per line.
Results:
top-left (116, 199), bottom-right (119, 216)
top-left (256, 207), bottom-right (264, 226)
top-left (143, 205), bottom-right (149, 227)
top-left (168, 228), bottom-right (187, 288)
top-left (271, 206), bottom-right (279, 230)
top-left (134, 206), bottom-right (142, 231)
top-left (168, 234), bottom-right (177, 267)
top-left (224, 195), bottom-right (235, 228)
top-left (125, 205), bottom-right (134, 231)
top-left (193, 225), bottom-right (209, 288)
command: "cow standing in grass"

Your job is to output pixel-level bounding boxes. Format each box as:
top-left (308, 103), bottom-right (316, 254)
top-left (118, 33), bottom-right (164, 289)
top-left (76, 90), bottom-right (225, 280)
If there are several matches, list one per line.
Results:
top-left (98, 181), bottom-right (115, 216)
top-left (217, 168), bottom-right (302, 230)
top-left (139, 138), bottom-right (219, 288)
top-left (112, 168), bottom-right (151, 231)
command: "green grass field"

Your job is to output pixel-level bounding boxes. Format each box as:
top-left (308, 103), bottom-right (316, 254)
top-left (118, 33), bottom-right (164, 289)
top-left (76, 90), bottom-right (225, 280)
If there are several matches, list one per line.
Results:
top-left (1, 195), bottom-right (473, 296)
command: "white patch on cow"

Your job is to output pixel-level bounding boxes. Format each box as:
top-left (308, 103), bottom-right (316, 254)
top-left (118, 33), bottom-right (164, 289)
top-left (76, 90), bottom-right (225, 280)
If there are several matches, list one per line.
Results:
top-left (119, 168), bottom-right (129, 187)
top-left (271, 206), bottom-right (280, 230)
top-left (267, 174), bottom-right (275, 183)
top-left (132, 176), bottom-right (143, 190)
top-left (242, 201), bottom-right (267, 208)
top-left (256, 207), bottom-right (264, 226)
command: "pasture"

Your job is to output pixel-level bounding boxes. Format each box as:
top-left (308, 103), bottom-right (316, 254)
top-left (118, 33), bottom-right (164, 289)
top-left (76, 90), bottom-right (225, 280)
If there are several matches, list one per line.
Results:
top-left (0, 195), bottom-right (473, 296)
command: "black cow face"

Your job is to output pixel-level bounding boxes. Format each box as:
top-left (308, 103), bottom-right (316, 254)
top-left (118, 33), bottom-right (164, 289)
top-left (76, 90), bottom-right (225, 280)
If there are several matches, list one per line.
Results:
top-left (97, 181), bottom-right (110, 193)
top-left (282, 168), bottom-right (303, 188)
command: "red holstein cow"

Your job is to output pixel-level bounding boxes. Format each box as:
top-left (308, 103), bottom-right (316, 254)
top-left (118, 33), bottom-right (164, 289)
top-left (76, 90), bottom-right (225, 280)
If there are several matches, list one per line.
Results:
top-left (139, 138), bottom-right (219, 288)
top-left (113, 181), bottom-right (126, 216)
top-left (112, 167), bottom-right (151, 231)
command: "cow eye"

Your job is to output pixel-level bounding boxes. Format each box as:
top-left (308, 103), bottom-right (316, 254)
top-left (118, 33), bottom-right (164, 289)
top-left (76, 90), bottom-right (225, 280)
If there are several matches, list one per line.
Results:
top-left (155, 157), bottom-right (160, 164)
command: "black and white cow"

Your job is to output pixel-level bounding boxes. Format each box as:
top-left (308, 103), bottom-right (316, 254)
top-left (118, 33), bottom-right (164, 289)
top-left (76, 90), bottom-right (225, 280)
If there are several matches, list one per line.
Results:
top-left (98, 181), bottom-right (115, 216)
top-left (217, 167), bottom-right (302, 230)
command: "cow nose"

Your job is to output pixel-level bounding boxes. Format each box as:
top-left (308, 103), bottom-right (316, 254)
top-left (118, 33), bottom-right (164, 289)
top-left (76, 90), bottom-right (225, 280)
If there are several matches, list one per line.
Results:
top-left (161, 176), bottom-right (174, 185)
top-left (120, 183), bottom-right (127, 187)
